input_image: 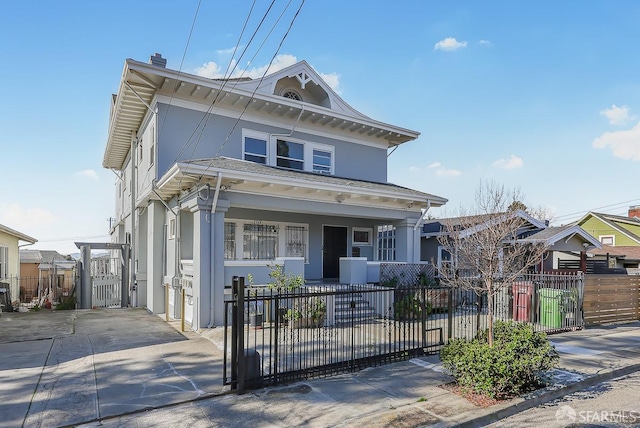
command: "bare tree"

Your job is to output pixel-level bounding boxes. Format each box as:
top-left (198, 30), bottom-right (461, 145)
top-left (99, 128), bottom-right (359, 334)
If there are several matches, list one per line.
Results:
top-left (437, 182), bottom-right (549, 347)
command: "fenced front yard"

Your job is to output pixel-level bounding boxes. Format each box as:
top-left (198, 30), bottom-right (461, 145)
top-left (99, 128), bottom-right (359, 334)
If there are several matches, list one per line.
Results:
top-left (223, 270), bottom-right (585, 392)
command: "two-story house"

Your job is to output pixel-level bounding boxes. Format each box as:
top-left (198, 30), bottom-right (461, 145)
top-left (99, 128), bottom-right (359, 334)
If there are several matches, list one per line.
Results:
top-left (576, 207), bottom-right (640, 271)
top-left (103, 54), bottom-right (447, 329)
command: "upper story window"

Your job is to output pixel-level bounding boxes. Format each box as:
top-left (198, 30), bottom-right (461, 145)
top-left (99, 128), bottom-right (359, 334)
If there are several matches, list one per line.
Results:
top-left (276, 140), bottom-right (304, 170)
top-left (313, 149), bottom-right (332, 174)
top-left (599, 235), bottom-right (615, 246)
top-left (244, 136), bottom-right (268, 164)
top-left (243, 129), bottom-right (334, 175)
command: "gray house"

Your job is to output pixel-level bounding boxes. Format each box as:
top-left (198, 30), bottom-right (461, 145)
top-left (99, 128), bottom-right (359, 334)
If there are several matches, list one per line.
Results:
top-left (420, 210), bottom-right (601, 273)
top-left (103, 53), bottom-right (446, 329)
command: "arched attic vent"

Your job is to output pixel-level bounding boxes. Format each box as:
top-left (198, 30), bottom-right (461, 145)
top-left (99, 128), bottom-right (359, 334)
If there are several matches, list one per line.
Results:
top-left (274, 72), bottom-right (331, 108)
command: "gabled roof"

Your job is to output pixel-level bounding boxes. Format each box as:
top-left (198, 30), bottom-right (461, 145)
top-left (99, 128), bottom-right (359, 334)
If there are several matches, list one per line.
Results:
top-left (575, 211), bottom-right (640, 244)
top-left (522, 225), bottom-right (602, 249)
top-left (104, 57), bottom-right (420, 169)
top-left (20, 249), bottom-right (71, 264)
top-left (154, 156), bottom-right (447, 212)
top-left (0, 224), bottom-right (37, 244)
top-left (422, 210), bottom-right (546, 238)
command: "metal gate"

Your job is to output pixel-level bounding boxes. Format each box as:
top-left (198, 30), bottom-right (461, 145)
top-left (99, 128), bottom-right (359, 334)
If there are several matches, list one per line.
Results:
top-left (223, 277), bottom-right (444, 393)
top-left (91, 258), bottom-right (121, 308)
top-left (223, 272), bottom-right (584, 393)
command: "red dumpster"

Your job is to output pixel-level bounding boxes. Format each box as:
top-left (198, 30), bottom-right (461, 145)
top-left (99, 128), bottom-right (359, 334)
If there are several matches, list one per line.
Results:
top-left (512, 281), bottom-right (533, 322)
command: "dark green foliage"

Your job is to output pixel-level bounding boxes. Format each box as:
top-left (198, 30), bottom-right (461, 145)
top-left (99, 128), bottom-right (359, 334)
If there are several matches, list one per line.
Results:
top-left (56, 295), bottom-right (77, 310)
top-left (394, 293), bottom-right (432, 320)
top-left (440, 320), bottom-right (559, 399)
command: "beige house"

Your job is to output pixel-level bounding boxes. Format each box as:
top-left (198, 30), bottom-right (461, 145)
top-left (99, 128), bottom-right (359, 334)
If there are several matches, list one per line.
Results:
top-left (0, 223), bottom-right (37, 302)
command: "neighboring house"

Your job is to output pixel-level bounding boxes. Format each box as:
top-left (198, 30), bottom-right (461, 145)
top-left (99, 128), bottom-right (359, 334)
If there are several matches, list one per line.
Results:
top-left (19, 250), bottom-right (76, 304)
top-left (421, 210), bottom-right (601, 273)
top-left (0, 223), bottom-right (37, 302)
top-left (103, 53), bottom-right (447, 329)
top-left (576, 207), bottom-right (640, 270)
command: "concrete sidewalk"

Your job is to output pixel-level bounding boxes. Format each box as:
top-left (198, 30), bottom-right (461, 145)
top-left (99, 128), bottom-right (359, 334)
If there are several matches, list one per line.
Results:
top-left (1, 309), bottom-right (639, 427)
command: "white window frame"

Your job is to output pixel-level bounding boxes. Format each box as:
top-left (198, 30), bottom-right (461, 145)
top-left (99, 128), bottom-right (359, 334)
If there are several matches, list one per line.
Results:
top-left (243, 130), bottom-right (269, 165)
top-left (0, 245), bottom-right (7, 278)
top-left (169, 218), bottom-right (176, 239)
top-left (149, 125), bottom-right (155, 169)
top-left (599, 235), bottom-right (615, 246)
top-left (376, 225), bottom-right (396, 261)
top-left (225, 219), bottom-right (309, 262)
top-left (242, 129), bottom-right (334, 175)
top-left (352, 227), bottom-right (373, 246)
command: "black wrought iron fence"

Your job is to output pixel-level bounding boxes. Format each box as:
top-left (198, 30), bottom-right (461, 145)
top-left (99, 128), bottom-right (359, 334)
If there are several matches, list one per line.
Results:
top-left (224, 271), bottom-right (584, 392)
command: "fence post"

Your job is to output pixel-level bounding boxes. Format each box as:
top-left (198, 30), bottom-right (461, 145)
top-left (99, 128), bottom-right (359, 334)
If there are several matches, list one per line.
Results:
top-left (447, 288), bottom-right (453, 340)
top-left (231, 276), bottom-right (238, 390)
top-left (236, 276), bottom-right (246, 393)
top-left (421, 286), bottom-right (427, 348)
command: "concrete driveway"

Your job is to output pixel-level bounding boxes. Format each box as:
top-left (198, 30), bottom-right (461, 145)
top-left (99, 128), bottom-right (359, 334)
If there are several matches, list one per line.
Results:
top-left (0, 309), bottom-right (227, 427)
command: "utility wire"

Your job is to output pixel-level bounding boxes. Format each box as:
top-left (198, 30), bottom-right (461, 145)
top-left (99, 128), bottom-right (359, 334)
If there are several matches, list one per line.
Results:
top-left (553, 198), bottom-right (640, 223)
top-left (194, 0), bottom-right (305, 183)
top-left (158, 0), bottom-right (202, 137)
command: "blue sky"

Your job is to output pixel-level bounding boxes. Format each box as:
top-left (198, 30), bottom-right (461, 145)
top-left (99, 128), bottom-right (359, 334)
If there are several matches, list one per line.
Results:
top-left (1, 1), bottom-right (639, 254)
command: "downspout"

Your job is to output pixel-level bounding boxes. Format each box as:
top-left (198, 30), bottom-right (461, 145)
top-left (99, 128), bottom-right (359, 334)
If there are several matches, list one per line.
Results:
top-left (412, 200), bottom-right (432, 263)
top-left (130, 132), bottom-right (137, 307)
top-left (207, 172), bottom-right (223, 328)
top-left (269, 105), bottom-right (305, 142)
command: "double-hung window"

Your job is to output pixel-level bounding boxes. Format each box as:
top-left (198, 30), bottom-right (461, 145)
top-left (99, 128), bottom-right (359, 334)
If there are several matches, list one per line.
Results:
top-left (312, 149), bottom-right (332, 174)
top-left (276, 140), bottom-right (304, 170)
top-left (244, 136), bottom-right (268, 164)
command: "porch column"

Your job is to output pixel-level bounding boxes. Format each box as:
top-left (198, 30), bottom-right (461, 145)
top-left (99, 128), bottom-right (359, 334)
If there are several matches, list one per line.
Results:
top-left (210, 200), bottom-right (230, 327)
top-left (395, 218), bottom-right (421, 263)
top-left (191, 198), bottom-right (213, 331)
top-left (146, 200), bottom-right (165, 313)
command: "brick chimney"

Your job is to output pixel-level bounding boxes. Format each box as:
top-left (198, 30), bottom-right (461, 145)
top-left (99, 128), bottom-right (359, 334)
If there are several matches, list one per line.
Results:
top-left (149, 53), bottom-right (166, 68)
top-left (629, 205), bottom-right (640, 218)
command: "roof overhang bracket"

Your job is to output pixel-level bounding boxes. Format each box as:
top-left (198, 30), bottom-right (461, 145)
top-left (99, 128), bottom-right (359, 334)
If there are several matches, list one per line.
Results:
top-left (124, 81), bottom-right (156, 116)
top-left (129, 70), bottom-right (158, 90)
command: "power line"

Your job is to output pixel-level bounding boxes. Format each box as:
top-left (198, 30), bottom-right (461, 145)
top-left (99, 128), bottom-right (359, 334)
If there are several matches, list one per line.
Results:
top-left (158, 0), bottom-right (203, 137)
top-left (553, 198), bottom-right (640, 223)
top-left (195, 0), bottom-right (305, 183)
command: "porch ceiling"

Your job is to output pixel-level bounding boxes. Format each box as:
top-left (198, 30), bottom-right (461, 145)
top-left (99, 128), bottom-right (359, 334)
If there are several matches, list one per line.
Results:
top-left (103, 59), bottom-right (420, 170)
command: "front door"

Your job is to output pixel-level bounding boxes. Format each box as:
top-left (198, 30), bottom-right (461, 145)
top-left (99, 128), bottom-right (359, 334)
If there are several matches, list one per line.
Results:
top-left (323, 226), bottom-right (348, 279)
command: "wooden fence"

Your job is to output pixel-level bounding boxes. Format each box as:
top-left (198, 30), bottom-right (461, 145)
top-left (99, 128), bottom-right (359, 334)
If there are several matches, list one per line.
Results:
top-left (584, 275), bottom-right (640, 326)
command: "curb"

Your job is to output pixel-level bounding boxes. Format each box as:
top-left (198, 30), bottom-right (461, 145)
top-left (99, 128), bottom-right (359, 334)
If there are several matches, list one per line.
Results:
top-left (452, 362), bottom-right (640, 428)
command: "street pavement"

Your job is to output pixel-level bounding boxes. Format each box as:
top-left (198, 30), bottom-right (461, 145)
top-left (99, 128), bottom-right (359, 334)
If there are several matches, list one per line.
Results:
top-left (489, 370), bottom-right (640, 427)
top-left (1, 309), bottom-right (639, 428)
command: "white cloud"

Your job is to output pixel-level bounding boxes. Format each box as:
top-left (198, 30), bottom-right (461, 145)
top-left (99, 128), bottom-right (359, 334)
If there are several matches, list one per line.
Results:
top-left (434, 37), bottom-right (467, 51)
top-left (592, 121), bottom-right (640, 161)
top-left (427, 162), bottom-right (441, 169)
top-left (0, 203), bottom-right (55, 235)
top-left (216, 46), bottom-right (241, 55)
top-left (74, 169), bottom-right (99, 180)
top-left (408, 166), bottom-right (421, 173)
top-left (436, 168), bottom-right (462, 177)
top-left (492, 155), bottom-right (524, 170)
top-left (479, 39), bottom-right (493, 47)
top-left (600, 104), bottom-right (634, 126)
top-left (195, 54), bottom-right (341, 93)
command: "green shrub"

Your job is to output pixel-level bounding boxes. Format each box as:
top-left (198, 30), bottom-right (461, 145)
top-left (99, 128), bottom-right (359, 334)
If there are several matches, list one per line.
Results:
top-left (56, 296), bottom-right (77, 310)
top-left (440, 320), bottom-right (559, 399)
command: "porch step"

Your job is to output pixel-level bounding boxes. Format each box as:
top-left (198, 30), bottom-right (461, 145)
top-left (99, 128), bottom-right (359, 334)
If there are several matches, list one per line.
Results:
top-left (334, 292), bottom-right (377, 324)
